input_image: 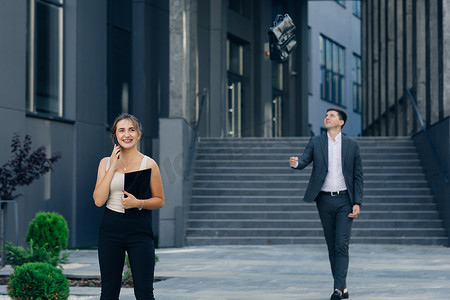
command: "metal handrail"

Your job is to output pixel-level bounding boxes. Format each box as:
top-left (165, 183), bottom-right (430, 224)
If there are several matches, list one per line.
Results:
top-left (185, 88), bottom-right (208, 181)
top-left (404, 86), bottom-right (448, 182)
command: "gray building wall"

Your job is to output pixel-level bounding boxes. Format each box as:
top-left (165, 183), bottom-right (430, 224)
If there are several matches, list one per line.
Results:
top-left (361, 0), bottom-right (450, 136)
top-left (0, 0), bottom-right (169, 248)
top-left (0, 0), bottom-right (108, 248)
top-left (308, 1), bottom-right (362, 137)
top-left (413, 117), bottom-right (450, 242)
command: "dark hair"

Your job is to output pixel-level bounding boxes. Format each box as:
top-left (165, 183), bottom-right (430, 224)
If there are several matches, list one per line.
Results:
top-left (111, 113), bottom-right (143, 143)
top-left (327, 108), bottom-right (347, 128)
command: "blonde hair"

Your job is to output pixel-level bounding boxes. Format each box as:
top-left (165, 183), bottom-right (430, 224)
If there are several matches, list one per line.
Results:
top-left (111, 113), bottom-right (143, 143)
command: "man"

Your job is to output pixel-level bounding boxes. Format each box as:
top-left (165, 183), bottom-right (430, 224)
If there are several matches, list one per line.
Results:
top-left (289, 108), bottom-right (363, 300)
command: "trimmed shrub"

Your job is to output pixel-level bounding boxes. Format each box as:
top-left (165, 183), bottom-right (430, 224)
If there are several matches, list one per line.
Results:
top-left (26, 212), bottom-right (69, 255)
top-left (7, 262), bottom-right (69, 300)
top-left (5, 241), bottom-right (70, 269)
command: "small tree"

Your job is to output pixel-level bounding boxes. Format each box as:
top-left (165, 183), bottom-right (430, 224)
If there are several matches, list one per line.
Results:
top-left (0, 134), bottom-right (61, 200)
top-left (0, 134), bottom-right (61, 267)
top-left (26, 212), bottom-right (69, 256)
top-left (5, 212), bottom-right (71, 269)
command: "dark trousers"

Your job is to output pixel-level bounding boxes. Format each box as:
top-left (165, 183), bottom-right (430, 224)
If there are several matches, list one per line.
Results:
top-left (98, 208), bottom-right (155, 300)
top-left (316, 193), bottom-right (353, 291)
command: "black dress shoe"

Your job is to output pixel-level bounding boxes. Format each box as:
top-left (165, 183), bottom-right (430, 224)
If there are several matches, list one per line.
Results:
top-left (330, 290), bottom-right (342, 300)
top-left (342, 291), bottom-right (349, 299)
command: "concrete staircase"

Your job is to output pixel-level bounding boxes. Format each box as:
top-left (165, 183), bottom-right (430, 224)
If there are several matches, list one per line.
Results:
top-left (185, 137), bottom-right (448, 246)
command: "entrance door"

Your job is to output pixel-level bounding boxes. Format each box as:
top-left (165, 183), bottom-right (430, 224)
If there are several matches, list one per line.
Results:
top-left (272, 61), bottom-right (283, 137)
top-left (227, 37), bottom-right (244, 138)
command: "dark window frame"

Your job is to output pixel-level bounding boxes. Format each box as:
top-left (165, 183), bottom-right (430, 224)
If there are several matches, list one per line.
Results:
top-left (334, 0), bottom-right (346, 8)
top-left (352, 0), bottom-right (361, 18)
top-left (319, 35), bottom-right (346, 107)
top-left (353, 53), bottom-right (362, 114)
top-left (27, 0), bottom-right (64, 118)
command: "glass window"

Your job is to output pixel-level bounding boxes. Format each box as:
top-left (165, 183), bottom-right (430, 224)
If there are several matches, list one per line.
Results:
top-left (227, 39), bottom-right (243, 76)
top-left (272, 62), bottom-right (283, 91)
top-left (353, 54), bottom-right (362, 113)
top-left (353, 1), bottom-right (361, 18)
top-left (107, 0), bottom-right (132, 127)
top-left (27, 0), bottom-right (64, 116)
top-left (335, 0), bottom-right (345, 7)
top-left (308, 27), bottom-right (312, 94)
top-left (320, 35), bottom-right (345, 106)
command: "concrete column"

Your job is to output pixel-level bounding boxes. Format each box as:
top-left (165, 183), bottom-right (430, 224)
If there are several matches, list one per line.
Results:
top-left (396, 0), bottom-right (404, 135)
top-left (429, 0), bottom-right (440, 124)
top-left (158, 118), bottom-right (193, 247)
top-left (373, 0), bottom-right (380, 135)
top-left (169, 0), bottom-right (198, 123)
top-left (253, 0), bottom-right (271, 137)
top-left (416, 0), bottom-right (427, 127)
top-left (208, 0), bottom-right (227, 137)
top-left (443, 0), bottom-right (450, 117)
top-left (387, 0), bottom-right (396, 135)
top-left (294, 0), bottom-right (309, 136)
top-left (405, 0), bottom-right (414, 135)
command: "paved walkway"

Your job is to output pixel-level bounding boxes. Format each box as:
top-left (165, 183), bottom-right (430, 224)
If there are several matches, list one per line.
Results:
top-left (0, 244), bottom-right (449, 299)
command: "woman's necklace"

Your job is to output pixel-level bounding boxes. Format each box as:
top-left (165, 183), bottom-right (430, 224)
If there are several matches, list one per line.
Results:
top-left (121, 160), bottom-right (129, 172)
top-left (120, 154), bottom-right (140, 172)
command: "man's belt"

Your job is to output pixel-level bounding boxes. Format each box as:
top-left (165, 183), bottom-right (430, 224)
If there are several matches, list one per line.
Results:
top-left (319, 190), bottom-right (348, 196)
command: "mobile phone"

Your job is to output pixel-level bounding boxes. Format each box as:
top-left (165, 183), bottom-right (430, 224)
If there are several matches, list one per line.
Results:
top-left (114, 136), bottom-right (120, 158)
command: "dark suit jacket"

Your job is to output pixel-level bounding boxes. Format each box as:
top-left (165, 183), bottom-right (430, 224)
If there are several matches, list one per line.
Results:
top-left (293, 134), bottom-right (363, 206)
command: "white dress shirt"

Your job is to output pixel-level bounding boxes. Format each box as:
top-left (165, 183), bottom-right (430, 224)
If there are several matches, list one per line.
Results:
top-left (321, 132), bottom-right (347, 192)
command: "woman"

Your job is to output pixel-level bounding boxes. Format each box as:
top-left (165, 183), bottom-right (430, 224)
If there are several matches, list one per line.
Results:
top-left (93, 114), bottom-right (164, 300)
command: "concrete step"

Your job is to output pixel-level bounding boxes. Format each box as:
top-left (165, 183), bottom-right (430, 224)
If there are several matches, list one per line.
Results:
top-left (185, 137), bottom-right (447, 247)
top-left (198, 138), bottom-right (414, 148)
top-left (192, 180), bottom-right (430, 189)
top-left (197, 147), bottom-right (417, 155)
top-left (188, 211), bottom-right (440, 220)
top-left (193, 166), bottom-right (424, 174)
top-left (185, 228), bottom-right (446, 238)
top-left (193, 173), bottom-right (427, 181)
top-left (187, 219), bottom-right (444, 229)
top-left (196, 153), bottom-right (419, 160)
top-left (191, 187), bottom-right (431, 196)
top-left (194, 159), bottom-right (423, 167)
top-left (190, 195), bottom-right (435, 204)
top-left (185, 236), bottom-right (448, 246)
top-left (189, 203), bottom-right (437, 212)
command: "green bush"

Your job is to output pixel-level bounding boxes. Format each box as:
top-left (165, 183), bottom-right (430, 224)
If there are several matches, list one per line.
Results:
top-left (5, 241), bottom-right (70, 269)
top-left (26, 212), bottom-right (69, 255)
top-left (7, 262), bottom-right (69, 300)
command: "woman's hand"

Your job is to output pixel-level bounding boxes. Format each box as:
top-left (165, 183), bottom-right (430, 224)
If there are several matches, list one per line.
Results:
top-left (121, 190), bottom-right (141, 209)
top-left (109, 144), bottom-right (121, 171)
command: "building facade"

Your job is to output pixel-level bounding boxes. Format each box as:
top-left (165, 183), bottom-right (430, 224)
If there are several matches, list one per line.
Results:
top-left (361, 0), bottom-right (449, 136)
top-left (0, 0), bottom-right (361, 248)
top-left (0, 0), bottom-right (169, 248)
top-left (361, 0), bottom-right (450, 241)
top-left (308, 0), bottom-right (362, 137)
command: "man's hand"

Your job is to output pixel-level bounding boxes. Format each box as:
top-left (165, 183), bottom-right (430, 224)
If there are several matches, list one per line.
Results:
top-left (289, 157), bottom-right (299, 168)
top-left (348, 205), bottom-right (360, 218)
